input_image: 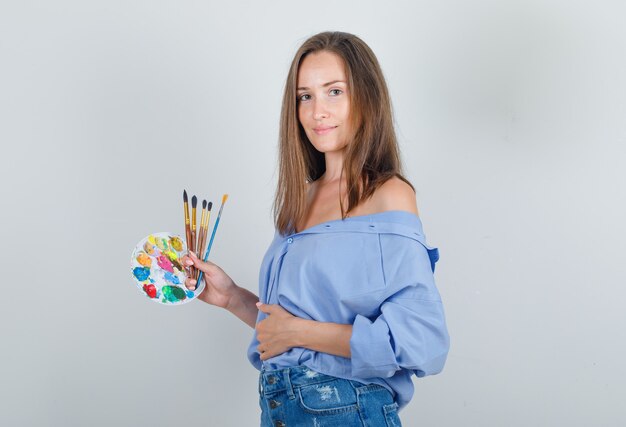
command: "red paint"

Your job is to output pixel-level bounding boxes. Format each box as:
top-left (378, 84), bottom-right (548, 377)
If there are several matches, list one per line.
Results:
top-left (143, 284), bottom-right (157, 298)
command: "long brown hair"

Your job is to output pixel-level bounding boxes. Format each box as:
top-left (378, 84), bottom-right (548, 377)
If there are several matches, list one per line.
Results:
top-left (274, 31), bottom-right (414, 235)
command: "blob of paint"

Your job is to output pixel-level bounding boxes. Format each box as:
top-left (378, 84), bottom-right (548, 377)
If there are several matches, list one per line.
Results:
top-left (162, 285), bottom-right (186, 302)
top-left (185, 289), bottom-right (195, 298)
top-left (170, 237), bottom-right (183, 251)
top-left (164, 250), bottom-right (183, 271)
top-left (155, 237), bottom-right (168, 251)
top-left (164, 271), bottom-right (181, 285)
top-left (143, 283), bottom-right (157, 298)
top-left (136, 252), bottom-right (152, 267)
top-left (156, 254), bottom-right (174, 273)
top-left (164, 250), bottom-right (179, 260)
top-left (169, 258), bottom-right (183, 272)
top-left (143, 241), bottom-right (156, 255)
top-left (133, 266), bottom-right (150, 281)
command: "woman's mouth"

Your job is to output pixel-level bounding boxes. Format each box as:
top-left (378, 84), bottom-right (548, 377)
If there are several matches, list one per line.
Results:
top-left (313, 126), bottom-right (337, 135)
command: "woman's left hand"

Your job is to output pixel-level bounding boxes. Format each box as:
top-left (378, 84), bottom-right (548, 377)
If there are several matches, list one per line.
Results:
top-left (255, 302), bottom-right (305, 361)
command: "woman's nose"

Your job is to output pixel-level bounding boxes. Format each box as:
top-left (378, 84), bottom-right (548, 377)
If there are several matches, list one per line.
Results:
top-left (313, 100), bottom-right (329, 120)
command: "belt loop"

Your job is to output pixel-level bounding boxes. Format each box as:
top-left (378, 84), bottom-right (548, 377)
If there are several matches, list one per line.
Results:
top-left (258, 368), bottom-right (264, 395)
top-left (284, 368), bottom-right (296, 400)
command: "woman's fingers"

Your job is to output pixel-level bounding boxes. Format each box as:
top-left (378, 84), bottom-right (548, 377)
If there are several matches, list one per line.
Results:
top-left (181, 251), bottom-right (220, 292)
top-left (188, 251), bottom-right (218, 274)
top-left (184, 275), bottom-right (197, 290)
top-left (179, 255), bottom-right (193, 271)
top-left (188, 251), bottom-right (208, 266)
top-left (181, 252), bottom-right (206, 272)
top-left (189, 250), bottom-right (218, 267)
top-left (179, 254), bottom-right (197, 290)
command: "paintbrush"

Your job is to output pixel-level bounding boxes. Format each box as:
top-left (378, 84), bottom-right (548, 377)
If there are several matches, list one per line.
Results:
top-left (196, 199), bottom-right (207, 256)
top-left (196, 195), bottom-right (228, 287)
top-left (191, 195), bottom-right (197, 255)
top-left (183, 190), bottom-right (195, 278)
top-left (195, 200), bottom-right (207, 279)
top-left (195, 201), bottom-right (212, 280)
top-left (203, 201), bottom-right (213, 251)
top-left (183, 190), bottom-right (192, 251)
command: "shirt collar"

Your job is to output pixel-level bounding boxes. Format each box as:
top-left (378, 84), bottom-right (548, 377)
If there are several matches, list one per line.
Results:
top-left (278, 210), bottom-right (439, 271)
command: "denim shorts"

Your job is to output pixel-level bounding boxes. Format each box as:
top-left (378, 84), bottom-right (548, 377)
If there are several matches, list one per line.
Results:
top-left (258, 365), bottom-right (402, 426)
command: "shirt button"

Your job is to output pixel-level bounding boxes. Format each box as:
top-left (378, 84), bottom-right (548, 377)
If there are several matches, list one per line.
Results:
top-left (275, 421), bottom-right (286, 427)
top-left (287, 237), bottom-right (293, 243)
top-left (267, 375), bottom-right (277, 384)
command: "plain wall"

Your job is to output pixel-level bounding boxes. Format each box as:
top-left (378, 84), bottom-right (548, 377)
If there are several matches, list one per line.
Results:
top-left (1, 0), bottom-right (624, 425)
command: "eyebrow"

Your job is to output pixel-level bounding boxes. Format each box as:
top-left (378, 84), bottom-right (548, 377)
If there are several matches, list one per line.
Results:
top-left (296, 80), bottom-right (346, 91)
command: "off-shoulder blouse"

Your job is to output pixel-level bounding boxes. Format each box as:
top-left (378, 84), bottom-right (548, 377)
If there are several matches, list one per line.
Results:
top-left (246, 210), bottom-right (450, 411)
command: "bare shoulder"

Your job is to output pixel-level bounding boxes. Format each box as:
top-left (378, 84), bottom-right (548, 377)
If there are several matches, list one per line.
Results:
top-left (369, 176), bottom-right (419, 215)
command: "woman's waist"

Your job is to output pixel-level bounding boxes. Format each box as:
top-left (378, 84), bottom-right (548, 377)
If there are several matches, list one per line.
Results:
top-left (260, 365), bottom-right (348, 390)
top-left (259, 361), bottom-right (400, 402)
top-left (261, 351), bottom-right (395, 390)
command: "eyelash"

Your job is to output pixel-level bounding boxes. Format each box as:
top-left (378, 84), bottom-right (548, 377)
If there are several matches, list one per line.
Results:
top-left (297, 89), bottom-right (343, 102)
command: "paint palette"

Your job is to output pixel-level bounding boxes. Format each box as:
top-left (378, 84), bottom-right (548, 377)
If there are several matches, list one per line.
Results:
top-left (130, 232), bottom-right (204, 305)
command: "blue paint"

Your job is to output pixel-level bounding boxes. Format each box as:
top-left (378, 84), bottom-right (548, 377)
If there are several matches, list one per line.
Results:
top-left (185, 290), bottom-right (194, 298)
top-left (133, 267), bottom-right (150, 281)
top-left (164, 271), bottom-right (181, 285)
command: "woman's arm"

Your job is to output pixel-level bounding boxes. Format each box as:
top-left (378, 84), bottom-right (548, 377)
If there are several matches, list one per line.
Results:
top-left (225, 285), bottom-right (260, 329)
top-left (181, 252), bottom-right (260, 329)
top-left (295, 319), bottom-right (352, 359)
top-left (255, 303), bottom-right (352, 360)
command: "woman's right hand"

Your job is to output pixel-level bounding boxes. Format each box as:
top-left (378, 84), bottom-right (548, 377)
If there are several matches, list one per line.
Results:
top-left (180, 251), bottom-right (237, 309)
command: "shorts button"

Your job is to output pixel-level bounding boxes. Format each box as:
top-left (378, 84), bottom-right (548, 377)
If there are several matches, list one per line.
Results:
top-left (269, 399), bottom-right (281, 409)
top-left (267, 375), bottom-right (276, 384)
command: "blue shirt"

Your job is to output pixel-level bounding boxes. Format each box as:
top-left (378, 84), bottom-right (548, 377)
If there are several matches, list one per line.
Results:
top-left (246, 210), bottom-right (450, 411)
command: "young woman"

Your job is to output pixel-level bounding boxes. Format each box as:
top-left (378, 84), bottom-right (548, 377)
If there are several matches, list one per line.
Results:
top-left (182, 31), bottom-right (450, 426)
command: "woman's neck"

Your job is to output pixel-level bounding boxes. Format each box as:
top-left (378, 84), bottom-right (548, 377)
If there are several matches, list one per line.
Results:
top-left (320, 150), bottom-right (345, 183)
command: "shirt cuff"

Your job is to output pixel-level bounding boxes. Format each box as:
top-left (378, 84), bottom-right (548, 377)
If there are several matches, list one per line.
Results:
top-left (350, 313), bottom-right (399, 378)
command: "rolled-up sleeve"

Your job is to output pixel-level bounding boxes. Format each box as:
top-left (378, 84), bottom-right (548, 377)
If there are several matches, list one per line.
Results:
top-left (349, 233), bottom-right (450, 379)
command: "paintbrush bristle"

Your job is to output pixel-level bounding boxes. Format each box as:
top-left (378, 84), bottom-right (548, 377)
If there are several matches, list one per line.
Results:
top-left (202, 199), bottom-right (207, 209)
top-left (222, 194), bottom-right (228, 204)
top-left (183, 190), bottom-right (188, 203)
top-left (192, 195), bottom-right (197, 208)
top-left (208, 201), bottom-right (213, 211)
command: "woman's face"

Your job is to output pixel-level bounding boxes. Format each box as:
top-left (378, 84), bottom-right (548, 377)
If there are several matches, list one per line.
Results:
top-left (296, 51), bottom-right (353, 154)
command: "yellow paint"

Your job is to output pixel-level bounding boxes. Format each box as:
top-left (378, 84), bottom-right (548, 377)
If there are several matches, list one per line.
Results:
top-left (164, 250), bottom-right (178, 261)
top-left (170, 236), bottom-right (183, 251)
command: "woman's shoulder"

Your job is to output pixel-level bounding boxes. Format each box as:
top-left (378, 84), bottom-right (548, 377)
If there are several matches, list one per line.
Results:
top-left (365, 176), bottom-right (419, 216)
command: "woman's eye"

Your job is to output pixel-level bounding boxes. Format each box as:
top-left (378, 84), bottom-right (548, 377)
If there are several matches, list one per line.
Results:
top-left (297, 94), bottom-right (310, 101)
top-left (330, 89), bottom-right (343, 96)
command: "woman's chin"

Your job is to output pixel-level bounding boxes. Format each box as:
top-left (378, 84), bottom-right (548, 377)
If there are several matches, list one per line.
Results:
top-left (309, 140), bottom-right (349, 154)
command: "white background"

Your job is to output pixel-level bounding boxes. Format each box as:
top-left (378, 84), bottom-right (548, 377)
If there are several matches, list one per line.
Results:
top-left (1, 1), bottom-right (624, 425)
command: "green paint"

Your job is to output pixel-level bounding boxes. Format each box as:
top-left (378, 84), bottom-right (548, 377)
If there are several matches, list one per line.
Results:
top-left (162, 285), bottom-right (187, 302)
